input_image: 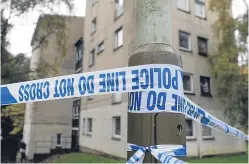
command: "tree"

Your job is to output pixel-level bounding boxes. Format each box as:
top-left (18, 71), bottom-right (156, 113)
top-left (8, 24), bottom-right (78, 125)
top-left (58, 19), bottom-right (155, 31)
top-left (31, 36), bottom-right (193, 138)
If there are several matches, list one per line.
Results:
top-left (1, 104), bottom-right (25, 136)
top-left (209, 0), bottom-right (248, 131)
top-left (1, 48), bottom-right (30, 136)
top-left (1, 0), bottom-right (74, 137)
top-left (1, 0), bottom-right (73, 74)
top-left (1, 0), bottom-right (73, 47)
top-left (1, 52), bottom-right (30, 84)
top-left (1, 49), bottom-right (29, 136)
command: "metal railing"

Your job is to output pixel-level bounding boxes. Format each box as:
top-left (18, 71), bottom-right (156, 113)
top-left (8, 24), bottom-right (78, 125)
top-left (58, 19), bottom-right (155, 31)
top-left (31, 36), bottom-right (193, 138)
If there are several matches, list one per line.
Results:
top-left (34, 136), bottom-right (71, 154)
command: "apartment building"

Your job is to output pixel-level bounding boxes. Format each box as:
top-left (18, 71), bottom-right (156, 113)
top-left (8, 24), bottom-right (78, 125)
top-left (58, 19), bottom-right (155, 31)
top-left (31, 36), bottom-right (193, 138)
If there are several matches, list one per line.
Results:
top-left (23, 14), bottom-right (84, 160)
top-left (80, 0), bottom-right (246, 159)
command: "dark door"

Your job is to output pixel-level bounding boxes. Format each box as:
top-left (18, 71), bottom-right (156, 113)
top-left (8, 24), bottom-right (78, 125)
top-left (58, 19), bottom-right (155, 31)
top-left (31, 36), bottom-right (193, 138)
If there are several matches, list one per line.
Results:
top-left (71, 130), bottom-right (79, 150)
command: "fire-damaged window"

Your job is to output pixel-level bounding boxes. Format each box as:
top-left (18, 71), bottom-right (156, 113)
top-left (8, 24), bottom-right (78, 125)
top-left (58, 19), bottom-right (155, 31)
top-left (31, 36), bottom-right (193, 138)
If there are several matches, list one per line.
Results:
top-left (200, 76), bottom-right (212, 97)
top-left (75, 38), bottom-right (83, 71)
top-left (198, 37), bottom-right (208, 56)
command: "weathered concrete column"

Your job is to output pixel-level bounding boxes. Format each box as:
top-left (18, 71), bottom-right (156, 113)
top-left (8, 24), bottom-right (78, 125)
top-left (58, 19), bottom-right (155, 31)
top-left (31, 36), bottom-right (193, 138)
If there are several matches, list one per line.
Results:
top-left (127, 0), bottom-right (186, 162)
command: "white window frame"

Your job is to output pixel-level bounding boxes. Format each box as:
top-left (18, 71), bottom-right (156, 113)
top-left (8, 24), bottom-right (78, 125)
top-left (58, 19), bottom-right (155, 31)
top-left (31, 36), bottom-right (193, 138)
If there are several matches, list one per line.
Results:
top-left (114, 26), bottom-right (123, 49)
top-left (87, 118), bottom-right (93, 135)
top-left (183, 73), bottom-right (194, 94)
top-left (97, 41), bottom-right (104, 54)
top-left (185, 117), bottom-right (196, 140)
top-left (115, 0), bottom-right (124, 18)
top-left (177, 0), bottom-right (190, 12)
top-left (179, 31), bottom-right (191, 51)
top-left (195, 0), bottom-right (206, 18)
top-left (202, 125), bottom-right (213, 139)
top-left (112, 116), bottom-right (121, 139)
top-left (91, 18), bottom-right (96, 34)
top-left (89, 49), bottom-right (95, 67)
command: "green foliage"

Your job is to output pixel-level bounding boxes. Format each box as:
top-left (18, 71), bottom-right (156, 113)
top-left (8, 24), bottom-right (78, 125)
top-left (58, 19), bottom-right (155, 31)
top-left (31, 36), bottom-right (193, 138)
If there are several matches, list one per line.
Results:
top-left (31, 14), bottom-right (69, 77)
top-left (209, 0), bottom-right (248, 131)
top-left (1, 48), bottom-right (30, 84)
top-left (1, 104), bottom-right (25, 135)
top-left (1, 48), bottom-right (29, 135)
top-left (1, 0), bottom-right (74, 137)
top-left (1, 0), bottom-right (73, 75)
top-left (1, 0), bottom-right (73, 48)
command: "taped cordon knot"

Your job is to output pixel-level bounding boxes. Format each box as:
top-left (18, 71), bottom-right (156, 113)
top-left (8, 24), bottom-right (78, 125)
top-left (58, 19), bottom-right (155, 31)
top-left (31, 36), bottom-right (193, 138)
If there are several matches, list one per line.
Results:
top-left (127, 143), bottom-right (187, 164)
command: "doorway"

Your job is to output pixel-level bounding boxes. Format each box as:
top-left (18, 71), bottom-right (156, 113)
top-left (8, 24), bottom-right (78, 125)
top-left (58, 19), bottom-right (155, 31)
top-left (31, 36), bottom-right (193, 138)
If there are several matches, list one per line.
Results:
top-left (71, 130), bottom-right (79, 150)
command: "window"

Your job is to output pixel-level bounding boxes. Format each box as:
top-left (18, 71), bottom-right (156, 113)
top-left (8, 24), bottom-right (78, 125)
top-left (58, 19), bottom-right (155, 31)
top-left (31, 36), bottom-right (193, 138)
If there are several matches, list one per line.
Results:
top-left (112, 93), bottom-right (122, 104)
top-left (177, 0), bottom-right (189, 12)
top-left (75, 39), bottom-right (83, 71)
top-left (185, 119), bottom-right (195, 139)
top-left (97, 41), bottom-right (104, 54)
top-left (57, 133), bottom-right (61, 146)
top-left (75, 42), bottom-right (82, 62)
top-left (195, 0), bottom-right (206, 18)
top-left (87, 118), bottom-right (92, 134)
top-left (179, 31), bottom-right (191, 51)
top-left (198, 37), bottom-right (208, 56)
top-left (82, 118), bottom-right (85, 135)
top-left (202, 125), bottom-right (212, 138)
top-left (183, 73), bottom-right (194, 94)
top-left (114, 27), bottom-right (123, 49)
top-left (91, 18), bottom-right (96, 34)
top-left (115, 0), bottom-right (124, 18)
top-left (200, 76), bottom-right (212, 97)
top-left (73, 100), bottom-right (80, 118)
top-left (89, 49), bottom-right (95, 67)
top-left (112, 116), bottom-right (121, 138)
top-left (72, 100), bottom-right (80, 128)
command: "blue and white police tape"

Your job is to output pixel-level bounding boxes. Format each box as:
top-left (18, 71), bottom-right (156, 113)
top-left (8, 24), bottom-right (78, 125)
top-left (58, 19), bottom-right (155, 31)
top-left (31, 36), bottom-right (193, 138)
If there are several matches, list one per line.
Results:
top-left (127, 143), bottom-right (186, 163)
top-left (1, 64), bottom-right (248, 142)
top-left (128, 91), bottom-right (249, 141)
top-left (1, 64), bottom-right (183, 105)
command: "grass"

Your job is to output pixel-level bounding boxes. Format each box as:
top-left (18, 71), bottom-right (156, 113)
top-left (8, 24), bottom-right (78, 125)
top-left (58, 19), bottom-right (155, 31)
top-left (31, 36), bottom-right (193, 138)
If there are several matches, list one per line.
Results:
top-left (50, 152), bottom-right (248, 163)
top-left (187, 154), bottom-right (248, 163)
top-left (51, 153), bottom-right (125, 163)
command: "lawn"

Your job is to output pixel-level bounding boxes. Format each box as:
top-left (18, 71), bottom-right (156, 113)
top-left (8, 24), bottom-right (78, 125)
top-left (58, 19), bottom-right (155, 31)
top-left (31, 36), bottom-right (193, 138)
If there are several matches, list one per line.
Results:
top-left (51, 153), bottom-right (125, 163)
top-left (187, 154), bottom-right (248, 163)
top-left (51, 152), bottom-right (248, 163)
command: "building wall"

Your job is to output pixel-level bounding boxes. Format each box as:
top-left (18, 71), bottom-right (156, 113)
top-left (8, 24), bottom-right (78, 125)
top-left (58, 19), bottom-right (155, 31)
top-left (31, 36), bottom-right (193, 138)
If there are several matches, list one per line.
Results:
top-left (79, 0), bottom-right (137, 158)
top-left (187, 109), bottom-right (246, 157)
top-left (79, 0), bottom-right (246, 159)
top-left (23, 16), bottom-right (84, 160)
top-left (24, 43), bottom-right (41, 159)
top-left (170, 0), bottom-right (246, 157)
top-left (23, 102), bottom-right (35, 159)
top-left (80, 103), bottom-right (128, 158)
